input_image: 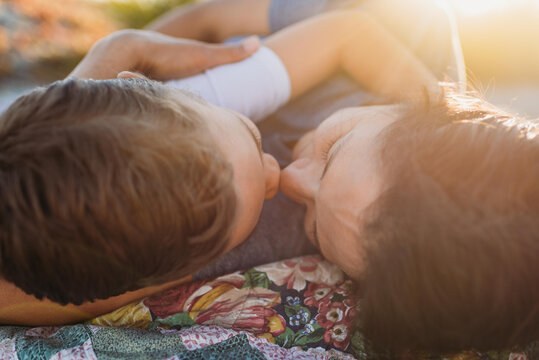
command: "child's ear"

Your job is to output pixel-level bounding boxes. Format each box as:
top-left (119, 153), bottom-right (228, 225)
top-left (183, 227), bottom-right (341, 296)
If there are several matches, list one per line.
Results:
top-left (263, 153), bottom-right (280, 200)
top-left (117, 71), bottom-right (149, 80)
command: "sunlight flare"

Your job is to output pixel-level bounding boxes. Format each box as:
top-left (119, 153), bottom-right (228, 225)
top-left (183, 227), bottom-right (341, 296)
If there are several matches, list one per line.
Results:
top-left (445, 0), bottom-right (530, 15)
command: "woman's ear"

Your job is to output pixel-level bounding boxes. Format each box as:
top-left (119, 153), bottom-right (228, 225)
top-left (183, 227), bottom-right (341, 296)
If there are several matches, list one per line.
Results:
top-left (263, 153), bottom-right (280, 200)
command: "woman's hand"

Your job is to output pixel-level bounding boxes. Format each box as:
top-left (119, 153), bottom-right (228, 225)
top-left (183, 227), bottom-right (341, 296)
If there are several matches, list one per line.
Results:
top-left (68, 29), bottom-right (260, 81)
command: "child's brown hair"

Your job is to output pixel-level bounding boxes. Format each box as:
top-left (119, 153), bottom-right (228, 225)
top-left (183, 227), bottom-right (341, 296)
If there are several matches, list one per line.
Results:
top-left (0, 78), bottom-right (236, 305)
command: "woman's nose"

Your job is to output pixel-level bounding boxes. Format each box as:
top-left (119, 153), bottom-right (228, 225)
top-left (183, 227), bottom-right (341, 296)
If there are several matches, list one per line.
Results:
top-left (280, 157), bottom-right (319, 205)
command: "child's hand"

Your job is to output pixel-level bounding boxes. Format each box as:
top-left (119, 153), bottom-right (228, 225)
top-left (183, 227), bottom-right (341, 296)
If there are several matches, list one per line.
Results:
top-left (68, 30), bottom-right (260, 81)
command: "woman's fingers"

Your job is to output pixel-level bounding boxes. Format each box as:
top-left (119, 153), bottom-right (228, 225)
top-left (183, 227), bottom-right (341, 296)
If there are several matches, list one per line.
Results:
top-left (142, 35), bottom-right (260, 80)
top-left (69, 30), bottom-right (259, 81)
top-left (116, 71), bottom-right (148, 80)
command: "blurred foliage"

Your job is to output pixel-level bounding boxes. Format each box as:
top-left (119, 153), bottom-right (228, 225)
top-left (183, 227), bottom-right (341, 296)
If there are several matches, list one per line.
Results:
top-left (103, 0), bottom-right (196, 29)
top-left (0, 0), bottom-right (195, 82)
top-left (1, 0), bottom-right (539, 87)
top-left (0, 0), bottom-right (116, 80)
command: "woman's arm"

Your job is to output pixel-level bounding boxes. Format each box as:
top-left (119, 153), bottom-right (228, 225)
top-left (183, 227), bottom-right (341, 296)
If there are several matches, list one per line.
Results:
top-left (146, 0), bottom-right (271, 43)
top-left (265, 10), bottom-right (440, 102)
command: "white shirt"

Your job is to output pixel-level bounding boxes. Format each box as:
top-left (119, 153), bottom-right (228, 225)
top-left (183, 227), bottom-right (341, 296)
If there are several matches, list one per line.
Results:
top-left (165, 46), bottom-right (291, 122)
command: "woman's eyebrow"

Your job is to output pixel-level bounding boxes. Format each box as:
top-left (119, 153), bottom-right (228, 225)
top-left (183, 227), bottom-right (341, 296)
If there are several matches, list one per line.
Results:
top-left (320, 134), bottom-right (352, 181)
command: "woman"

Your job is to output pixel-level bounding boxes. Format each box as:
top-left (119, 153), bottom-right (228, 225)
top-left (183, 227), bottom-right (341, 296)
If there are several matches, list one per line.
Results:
top-left (281, 88), bottom-right (539, 352)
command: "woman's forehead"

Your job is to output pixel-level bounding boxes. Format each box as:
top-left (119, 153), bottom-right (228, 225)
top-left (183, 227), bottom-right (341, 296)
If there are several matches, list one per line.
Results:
top-left (320, 104), bottom-right (407, 130)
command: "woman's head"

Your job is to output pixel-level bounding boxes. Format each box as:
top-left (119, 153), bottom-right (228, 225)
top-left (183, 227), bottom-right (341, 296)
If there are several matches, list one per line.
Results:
top-left (281, 88), bottom-right (539, 351)
top-left (280, 104), bottom-right (405, 278)
top-left (0, 78), bottom-right (279, 304)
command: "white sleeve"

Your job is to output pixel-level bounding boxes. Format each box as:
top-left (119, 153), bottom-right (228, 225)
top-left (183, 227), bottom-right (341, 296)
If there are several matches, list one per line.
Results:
top-left (165, 46), bottom-right (291, 122)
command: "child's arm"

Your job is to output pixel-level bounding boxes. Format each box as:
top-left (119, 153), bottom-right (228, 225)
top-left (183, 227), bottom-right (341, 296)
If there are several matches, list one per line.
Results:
top-left (148, 1), bottom-right (439, 102)
top-left (165, 10), bottom-right (439, 121)
top-left (146, 0), bottom-right (271, 43)
top-left (266, 10), bottom-right (440, 102)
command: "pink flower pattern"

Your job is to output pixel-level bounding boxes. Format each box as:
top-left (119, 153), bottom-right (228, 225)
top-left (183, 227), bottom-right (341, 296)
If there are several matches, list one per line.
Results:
top-left (0, 255), bottom-right (528, 360)
top-left (303, 280), bottom-right (357, 349)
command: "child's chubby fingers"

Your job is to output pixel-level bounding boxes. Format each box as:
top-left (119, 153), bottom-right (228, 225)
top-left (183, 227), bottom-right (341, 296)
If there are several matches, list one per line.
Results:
top-left (148, 35), bottom-right (261, 80)
top-left (117, 71), bottom-right (149, 80)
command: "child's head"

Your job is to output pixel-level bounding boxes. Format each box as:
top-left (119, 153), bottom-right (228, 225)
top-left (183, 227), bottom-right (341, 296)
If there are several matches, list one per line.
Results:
top-left (0, 78), bottom-right (279, 304)
top-left (359, 90), bottom-right (539, 352)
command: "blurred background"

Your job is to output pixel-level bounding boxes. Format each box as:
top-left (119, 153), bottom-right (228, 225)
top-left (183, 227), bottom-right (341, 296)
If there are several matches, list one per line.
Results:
top-left (0, 0), bottom-right (538, 117)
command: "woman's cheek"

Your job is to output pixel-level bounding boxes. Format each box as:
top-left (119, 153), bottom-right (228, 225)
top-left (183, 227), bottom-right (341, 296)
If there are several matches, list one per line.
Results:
top-left (303, 205), bottom-right (317, 246)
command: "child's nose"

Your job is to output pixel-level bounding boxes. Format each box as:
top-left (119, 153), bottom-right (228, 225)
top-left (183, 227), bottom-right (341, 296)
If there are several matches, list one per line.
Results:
top-left (263, 153), bottom-right (280, 199)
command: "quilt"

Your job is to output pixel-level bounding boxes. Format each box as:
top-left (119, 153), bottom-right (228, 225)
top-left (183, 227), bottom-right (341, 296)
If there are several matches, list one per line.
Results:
top-left (0, 255), bottom-right (536, 359)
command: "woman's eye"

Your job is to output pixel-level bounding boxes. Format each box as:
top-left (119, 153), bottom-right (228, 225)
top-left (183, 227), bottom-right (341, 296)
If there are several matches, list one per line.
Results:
top-left (317, 109), bottom-right (358, 160)
top-left (320, 137), bottom-right (340, 160)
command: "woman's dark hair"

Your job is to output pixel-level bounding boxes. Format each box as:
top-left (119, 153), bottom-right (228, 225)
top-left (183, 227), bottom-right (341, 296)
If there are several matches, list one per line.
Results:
top-left (0, 79), bottom-right (236, 305)
top-left (359, 87), bottom-right (539, 352)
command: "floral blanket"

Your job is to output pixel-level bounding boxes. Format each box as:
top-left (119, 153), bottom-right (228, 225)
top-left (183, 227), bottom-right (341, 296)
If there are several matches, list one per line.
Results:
top-left (0, 256), bottom-right (535, 359)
